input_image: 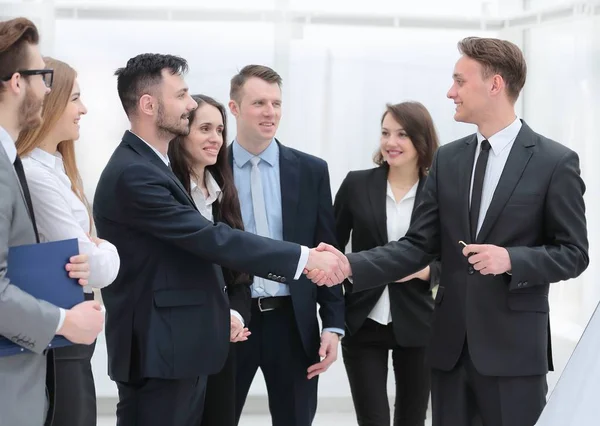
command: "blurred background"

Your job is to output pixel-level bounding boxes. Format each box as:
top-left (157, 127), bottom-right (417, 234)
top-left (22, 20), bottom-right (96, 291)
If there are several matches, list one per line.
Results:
top-left (1, 0), bottom-right (598, 422)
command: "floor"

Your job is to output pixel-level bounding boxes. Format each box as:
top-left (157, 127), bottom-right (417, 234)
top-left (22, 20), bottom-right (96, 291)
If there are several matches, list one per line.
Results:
top-left (98, 412), bottom-right (433, 425)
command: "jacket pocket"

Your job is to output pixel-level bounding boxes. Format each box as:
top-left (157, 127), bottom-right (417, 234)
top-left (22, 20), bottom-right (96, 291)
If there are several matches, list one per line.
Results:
top-left (507, 293), bottom-right (549, 313)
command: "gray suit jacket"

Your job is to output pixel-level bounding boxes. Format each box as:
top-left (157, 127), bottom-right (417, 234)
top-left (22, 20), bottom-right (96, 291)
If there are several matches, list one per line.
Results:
top-left (0, 142), bottom-right (61, 426)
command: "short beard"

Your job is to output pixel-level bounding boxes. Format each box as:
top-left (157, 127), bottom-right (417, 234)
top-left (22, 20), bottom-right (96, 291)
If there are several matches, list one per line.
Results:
top-left (18, 85), bottom-right (44, 132)
top-left (156, 98), bottom-right (190, 141)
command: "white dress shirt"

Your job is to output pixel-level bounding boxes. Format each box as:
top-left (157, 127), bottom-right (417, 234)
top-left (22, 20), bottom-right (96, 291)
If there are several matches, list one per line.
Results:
top-left (22, 148), bottom-right (120, 293)
top-left (470, 117), bottom-right (522, 236)
top-left (191, 171), bottom-right (245, 326)
top-left (368, 180), bottom-right (418, 325)
top-left (134, 131), bottom-right (170, 167)
top-left (0, 127), bottom-right (66, 331)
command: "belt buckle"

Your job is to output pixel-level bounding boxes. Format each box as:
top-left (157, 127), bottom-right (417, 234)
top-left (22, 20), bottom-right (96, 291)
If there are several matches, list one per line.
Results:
top-left (257, 297), bottom-right (275, 312)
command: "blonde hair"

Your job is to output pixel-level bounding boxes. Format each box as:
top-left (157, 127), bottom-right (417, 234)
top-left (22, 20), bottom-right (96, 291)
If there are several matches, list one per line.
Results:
top-left (16, 57), bottom-right (91, 230)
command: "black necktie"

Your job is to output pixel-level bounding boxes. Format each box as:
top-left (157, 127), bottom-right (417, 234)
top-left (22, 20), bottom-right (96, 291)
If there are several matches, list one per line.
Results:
top-left (469, 140), bottom-right (491, 242)
top-left (13, 156), bottom-right (40, 243)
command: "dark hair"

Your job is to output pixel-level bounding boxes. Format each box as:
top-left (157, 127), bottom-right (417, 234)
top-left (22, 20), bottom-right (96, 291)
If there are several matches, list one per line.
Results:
top-left (0, 17), bottom-right (40, 98)
top-left (457, 37), bottom-right (527, 102)
top-left (230, 64), bottom-right (282, 103)
top-left (114, 53), bottom-right (188, 117)
top-left (168, 95), bottom-right (251, 287)
top-left (374, 101), bottom-right (439, 177)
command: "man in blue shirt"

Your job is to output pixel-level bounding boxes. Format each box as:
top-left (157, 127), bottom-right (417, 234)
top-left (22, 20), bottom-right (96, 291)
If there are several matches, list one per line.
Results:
top-left (228, 65), bottom-right (344, 426)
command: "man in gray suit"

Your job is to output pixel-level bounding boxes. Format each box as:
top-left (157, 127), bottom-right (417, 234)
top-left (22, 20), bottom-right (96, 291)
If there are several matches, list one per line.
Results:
top-left (0, 17), bottom-right (105, 426)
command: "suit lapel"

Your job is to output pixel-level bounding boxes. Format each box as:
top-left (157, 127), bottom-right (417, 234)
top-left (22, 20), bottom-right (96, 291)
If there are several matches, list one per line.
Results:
top-left (367, 165), bottom-right (389, 245)
top-left (409, 177), bottom-right (426, 223)
top-left (457, 135), bottom-right (478, 243)
top-left (476, 123), bottom-right (535, 243)
top-left (278, 142), bottom-right (299, 242)
top-left (123, 131), bottom-right (197, 208)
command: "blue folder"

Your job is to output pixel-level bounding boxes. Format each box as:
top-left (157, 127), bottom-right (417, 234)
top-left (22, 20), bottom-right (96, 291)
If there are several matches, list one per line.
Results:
top-left (0, 238), bottom-right (84, 357)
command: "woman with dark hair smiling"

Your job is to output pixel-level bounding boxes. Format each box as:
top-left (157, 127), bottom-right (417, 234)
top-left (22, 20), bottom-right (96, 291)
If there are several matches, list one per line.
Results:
top-left (334, 101), bottom-right (441, 426)
top-left (168, 94), bottom-right (251, 426)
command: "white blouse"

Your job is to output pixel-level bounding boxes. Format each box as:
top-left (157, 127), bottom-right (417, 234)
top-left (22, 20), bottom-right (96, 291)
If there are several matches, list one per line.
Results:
top-left (190, 171), bottom-right (222, 221)
top-left (22, 148), bottom-right (120, 293)
top-left (368, 180), bottom-right (418, 325)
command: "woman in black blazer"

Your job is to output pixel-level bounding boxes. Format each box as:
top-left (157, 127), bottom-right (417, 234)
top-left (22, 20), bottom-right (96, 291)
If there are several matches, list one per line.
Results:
top-left (334, 102), bottom-right (441, 426)
top-left (168, 94), bottom-right (252, 426)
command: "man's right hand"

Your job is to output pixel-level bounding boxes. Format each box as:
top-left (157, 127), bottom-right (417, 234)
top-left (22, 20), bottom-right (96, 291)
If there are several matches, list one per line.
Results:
top-left (305, 245), bottom-right (348, 286)
top-left (57, 300), bottom-right (104, 345)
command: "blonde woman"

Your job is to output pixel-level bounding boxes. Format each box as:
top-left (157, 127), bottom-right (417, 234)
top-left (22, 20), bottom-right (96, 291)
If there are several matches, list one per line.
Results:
top-left (16, 57), bottom-right (119, 426)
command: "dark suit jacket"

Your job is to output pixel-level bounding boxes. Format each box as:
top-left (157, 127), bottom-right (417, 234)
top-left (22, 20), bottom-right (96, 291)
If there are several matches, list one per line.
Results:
top-left (334, 165), bottom-right (440, 347)
top-left (228, 141), bottom-right (344, 360)
top-left (226, 278), bottom-right (251, 325)
top-left (346, 121), bottom-right (589, 377)
top-left (94, 131), bottom-right (304, 383)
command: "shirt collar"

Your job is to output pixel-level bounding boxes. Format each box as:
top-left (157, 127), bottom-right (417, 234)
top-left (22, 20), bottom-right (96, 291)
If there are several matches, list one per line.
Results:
top-left (191, 171), bottom-right (222, 204)
top-left (0, 126), bottom-right (17, 163)
top-left (232, 139), bottom-right (278, 168)
top-left (386, 180), bottom-right (419, 203)
top-left (130, 131), bottom-right (170, 166)
top-left (27, 147), bottom-right (62, 170)
top-left (477, 117), bottom-right (522, 156)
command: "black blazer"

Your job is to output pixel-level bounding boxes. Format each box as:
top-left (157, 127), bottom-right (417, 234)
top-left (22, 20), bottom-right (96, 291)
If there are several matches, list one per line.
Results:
top-left (228, 141), bottom-right (344, 360)
top-left (94, 131), bottom-right (304, 383)
top-left (334, 164), bottom-right (440, 347)
top-left (346, 121), bottom-right (589, 377)
top-left (223, 271), bottom-right (252, 325)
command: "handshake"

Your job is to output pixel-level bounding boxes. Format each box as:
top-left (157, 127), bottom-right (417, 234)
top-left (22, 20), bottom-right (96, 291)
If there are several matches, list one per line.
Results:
top-left (303, 243), bottom-right (351, 286)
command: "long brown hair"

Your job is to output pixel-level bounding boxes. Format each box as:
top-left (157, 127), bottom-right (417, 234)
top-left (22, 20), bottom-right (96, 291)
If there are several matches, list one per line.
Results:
top-left (168, 94), bottom-right (250, 287)
top-left (16, 57), bottom-right (91, 228)
top-left (373, 101), bottom-right (439, 178)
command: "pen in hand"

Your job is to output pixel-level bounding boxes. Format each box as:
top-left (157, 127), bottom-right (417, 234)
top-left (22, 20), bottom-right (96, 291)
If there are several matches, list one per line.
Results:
top-left (459, 240), bottom-right (475, 258)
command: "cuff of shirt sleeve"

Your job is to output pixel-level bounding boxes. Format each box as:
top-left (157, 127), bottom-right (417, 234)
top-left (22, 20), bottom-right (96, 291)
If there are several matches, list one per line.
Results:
top-left (56, 308), bottom-right (66, 333)
top-left (323, 327), bottom-right (345, 337)
top-left (294, 246), bottom-right (309, 280)
top-left (230, 309), bottom-right (245, 327)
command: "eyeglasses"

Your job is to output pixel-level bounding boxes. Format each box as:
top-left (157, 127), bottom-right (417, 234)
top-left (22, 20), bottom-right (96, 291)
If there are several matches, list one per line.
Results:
top-left (1, 69), bottom-right (54, 88)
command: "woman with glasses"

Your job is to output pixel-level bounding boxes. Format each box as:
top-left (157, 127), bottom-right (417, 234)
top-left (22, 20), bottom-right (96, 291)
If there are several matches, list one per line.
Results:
top-left (16, 57), bottom-right (120, 426)
top-left (168, 94), bottom-right (251, 426)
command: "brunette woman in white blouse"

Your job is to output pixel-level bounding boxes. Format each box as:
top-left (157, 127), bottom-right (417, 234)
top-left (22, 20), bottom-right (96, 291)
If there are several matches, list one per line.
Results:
top-left (334, 102), bottom-right (440, 426)
top-left (168, 94), bottom-right (251, 426)
top-left (16, 57), bottom-right (119, 426)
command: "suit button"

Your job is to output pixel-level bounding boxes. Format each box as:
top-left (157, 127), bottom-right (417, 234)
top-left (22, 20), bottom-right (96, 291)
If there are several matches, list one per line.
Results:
top-left (281, 277), bottom-right (286, 283)
top-left (517, 282), bottom-right (523, 287)
top-left (267, 273), bottom-right (274, 279)
top-left (468, 266), bottom-right (475, 275)
top-left (223, 286), bottom-right (227, 293)
top-left (522, 281), bottom-right (528, 286)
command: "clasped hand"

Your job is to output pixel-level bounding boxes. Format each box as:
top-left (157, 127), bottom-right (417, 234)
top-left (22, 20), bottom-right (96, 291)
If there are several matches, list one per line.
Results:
top-left (302, 243), bottom-right (350, 286)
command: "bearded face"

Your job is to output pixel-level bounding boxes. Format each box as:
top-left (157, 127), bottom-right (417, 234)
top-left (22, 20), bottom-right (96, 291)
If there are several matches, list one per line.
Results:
top-left (18, 81), bottom-right (45, 132)
top-left (156, 96), bottom-right (191, 140)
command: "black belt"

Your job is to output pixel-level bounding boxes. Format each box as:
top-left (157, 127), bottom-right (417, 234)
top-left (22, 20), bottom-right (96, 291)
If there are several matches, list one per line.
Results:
top-left (251, 296), bottom-right (292, 312)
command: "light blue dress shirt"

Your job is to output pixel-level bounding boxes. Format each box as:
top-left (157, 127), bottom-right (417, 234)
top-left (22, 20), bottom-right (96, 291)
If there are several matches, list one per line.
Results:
top-left (232, 140), bottom-right (344, 336)
top-left (232, 140), bottom-right (288, 298)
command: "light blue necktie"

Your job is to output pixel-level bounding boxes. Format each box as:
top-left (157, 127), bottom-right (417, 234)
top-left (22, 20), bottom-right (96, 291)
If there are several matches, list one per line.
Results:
top-left (250, 157), bottom-right (280, 296)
